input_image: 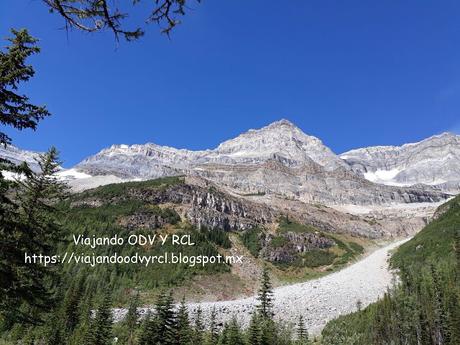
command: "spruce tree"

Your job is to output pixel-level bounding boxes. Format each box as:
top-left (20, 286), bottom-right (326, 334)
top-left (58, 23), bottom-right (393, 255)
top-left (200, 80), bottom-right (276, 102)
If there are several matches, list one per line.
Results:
top-left (176, 297), bottom-right (193, 345)
top-left (0, 28), bottom-right (52, 325)
top-left (259, 318), bottom-right (277, 345)
top-left (247, 312), bottom-right (261, 345)
top-left (257, 266), bottom-right (274, 320)
top-left (0, 28), bottom-right (50, 146)
top-left (194, 306), bottom-right (205, 345)
top-left (207, 307), bottom-right (218, 345)
top-left (296, 315), bottom-right (308, 344)
top-left (138, 311), bottom-right (157, 345)
top-left (89, 290), bottom-right (113, 345)
top-left (124, 291), bottom-right (140, 345)
top-left (63, 276), bottom-right (85, 332)
top-left (1, 148), bottom-right (67, 324)
top-left (227, 316), bottom-right (245, 345)
top-left (218, 322), bottom-right (230, 345)
top-left (153, 291), bottom-right (176, 345)
top-left (44, 312), bottom-right (65, 345)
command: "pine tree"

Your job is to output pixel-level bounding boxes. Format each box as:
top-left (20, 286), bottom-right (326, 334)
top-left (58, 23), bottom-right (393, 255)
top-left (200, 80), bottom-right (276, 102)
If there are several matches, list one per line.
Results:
top-left (1, 148), bottom-right (67, 324)
top-left (257, 266), bottom-right (274, 320)
top-left (296, 315), bottom-right (309, 344)
top-left (176, 297), bottom-right (193, 345)
top-left (88, 290), bottom-right (113, 345)
top-left (227, 316), bottom-right (244, 345)
top-left (194, 306), bottom-right (205, 345)
top-left (124, 291), bottom-right (140, 345)
top-left (207, 307), bottom-right (218, 345)
top-left (247, 312), bottom-right (261, 345)
top-left (153, 291), bottom-right (176, 345)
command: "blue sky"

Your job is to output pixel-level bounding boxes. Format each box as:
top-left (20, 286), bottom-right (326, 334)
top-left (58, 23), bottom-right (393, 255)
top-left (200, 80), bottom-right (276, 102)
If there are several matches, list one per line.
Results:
top-left (1, 1), bottom-right (460, 167)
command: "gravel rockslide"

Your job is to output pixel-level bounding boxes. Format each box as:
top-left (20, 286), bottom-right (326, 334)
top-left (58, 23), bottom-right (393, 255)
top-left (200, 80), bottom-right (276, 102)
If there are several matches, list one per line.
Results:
top-left (113, 239), bottom-right (408, 335)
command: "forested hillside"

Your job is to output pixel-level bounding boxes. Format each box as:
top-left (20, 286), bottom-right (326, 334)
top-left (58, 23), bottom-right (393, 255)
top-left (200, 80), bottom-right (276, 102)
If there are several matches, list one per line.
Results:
top-left (321, 195), bottom-right (460, 345)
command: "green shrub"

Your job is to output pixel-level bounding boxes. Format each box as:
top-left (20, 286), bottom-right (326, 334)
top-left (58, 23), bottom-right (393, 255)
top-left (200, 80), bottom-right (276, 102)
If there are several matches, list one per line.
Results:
top-left (240, 228), bottom-right (263, 257)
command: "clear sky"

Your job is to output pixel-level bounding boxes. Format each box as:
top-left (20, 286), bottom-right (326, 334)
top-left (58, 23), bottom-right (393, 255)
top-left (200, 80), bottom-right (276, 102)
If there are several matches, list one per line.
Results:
top-left (1, 1), bottom-right (460, 167)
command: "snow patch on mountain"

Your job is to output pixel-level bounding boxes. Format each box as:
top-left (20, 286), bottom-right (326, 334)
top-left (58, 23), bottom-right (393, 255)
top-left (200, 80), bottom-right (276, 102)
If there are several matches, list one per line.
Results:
top-left (341, 132), bottom-right (460, 191)
top-left (363, 168), bottom-right (405, 185)
top-left (55, 168), bottom-right (93, 180)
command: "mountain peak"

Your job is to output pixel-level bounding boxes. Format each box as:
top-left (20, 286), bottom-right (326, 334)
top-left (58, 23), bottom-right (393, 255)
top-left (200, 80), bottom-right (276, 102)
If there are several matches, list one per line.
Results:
top-left (431, 131), bottom-right (458, 140)
top-left (266, 118), bottom-right (297, 129)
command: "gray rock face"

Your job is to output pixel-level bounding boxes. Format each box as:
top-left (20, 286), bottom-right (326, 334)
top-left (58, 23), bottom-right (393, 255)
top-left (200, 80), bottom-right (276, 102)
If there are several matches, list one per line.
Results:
top-left (0, 144), bottom-right (43, 172)
top-left (118, 212), bottom-right (172, 230)
top-left (73, 120), bottom-right (452, 206)
top-left (75, 180), bottom-right (276, 231)
top-left (72, 176), bottom-right (423, 238)
top-left (76, 120), bottom-right (349, 176)
top-left (341, 132), bottom-right (460, 191)
top-left (191, 159), bottom-right (449, 206)
top-left (262, 232), bottom-right (335, 263)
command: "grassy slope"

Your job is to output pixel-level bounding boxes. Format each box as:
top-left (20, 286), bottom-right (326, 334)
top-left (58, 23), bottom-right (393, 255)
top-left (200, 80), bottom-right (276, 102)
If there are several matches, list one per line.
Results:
top-left (391, 195), bottom-right (460, 268)
top-left (239, 217), bottom-right (368, 284)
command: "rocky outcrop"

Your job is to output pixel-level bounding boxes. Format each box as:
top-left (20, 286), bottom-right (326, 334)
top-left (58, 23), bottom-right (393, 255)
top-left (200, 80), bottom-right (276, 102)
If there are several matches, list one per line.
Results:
top-left (262, 232), bottom-right (335, 263)
top-left (341, 132), bottom-right (460, 191)
top-left (73, 181), bottom-right (276, 231)
top-left (70, 176), bottom-right (436, 238)
top-left (118, 212), bottom-right (172, 230)
top-left (192, 159), bottom-right (450, 207)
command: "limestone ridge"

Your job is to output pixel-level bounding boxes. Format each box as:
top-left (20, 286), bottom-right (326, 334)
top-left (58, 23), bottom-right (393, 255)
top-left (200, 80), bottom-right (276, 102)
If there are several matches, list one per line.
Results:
top-left (340, 132), bottom-right (460, 192)
top-left (72, 120), bottom-right (453, 206)
top-left (75, 119), bottom-right (348, 177)
top-left (1, 120), bottom-right (457, 206)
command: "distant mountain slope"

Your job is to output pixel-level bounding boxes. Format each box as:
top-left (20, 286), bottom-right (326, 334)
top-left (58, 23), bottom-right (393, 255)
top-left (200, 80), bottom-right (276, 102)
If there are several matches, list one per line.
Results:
top-left (75, 119), bottom-right (349, 177)
top-left (1, 121), bottom-right (456, 207)
top-left (0, 144), bottom-right (43, 172)
top-left (340, 132), bottom-right (460, 192)
top-left (73, 120), bottom-right (451, 206)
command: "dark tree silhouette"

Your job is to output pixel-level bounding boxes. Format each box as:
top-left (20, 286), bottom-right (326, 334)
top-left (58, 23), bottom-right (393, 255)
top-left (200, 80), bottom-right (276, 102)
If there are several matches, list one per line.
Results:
top-left (0, 29), bottom-right (50, 146)
top-left (42, 0), bottom-right (201, 41)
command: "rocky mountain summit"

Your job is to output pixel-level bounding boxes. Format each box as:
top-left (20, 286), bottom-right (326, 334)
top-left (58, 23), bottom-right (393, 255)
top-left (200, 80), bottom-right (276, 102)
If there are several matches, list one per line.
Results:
top-left (5, 122), bottom-right (458, 202)
top-left (341, 132), bottom-right (460, 192)
top-left (75, 120), bottom-right (348, 177)
top-left (73, 120), bottom-right (452, 207)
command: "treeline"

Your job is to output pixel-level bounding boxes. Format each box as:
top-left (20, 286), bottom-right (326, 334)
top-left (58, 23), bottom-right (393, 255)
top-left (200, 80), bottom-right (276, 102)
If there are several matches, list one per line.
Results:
top-left (321, 197), bottom-right (460, 345)
top-left (57, 198), bottom-right (231, 305)
top-left (2, 266), bottom-right (313, 345)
